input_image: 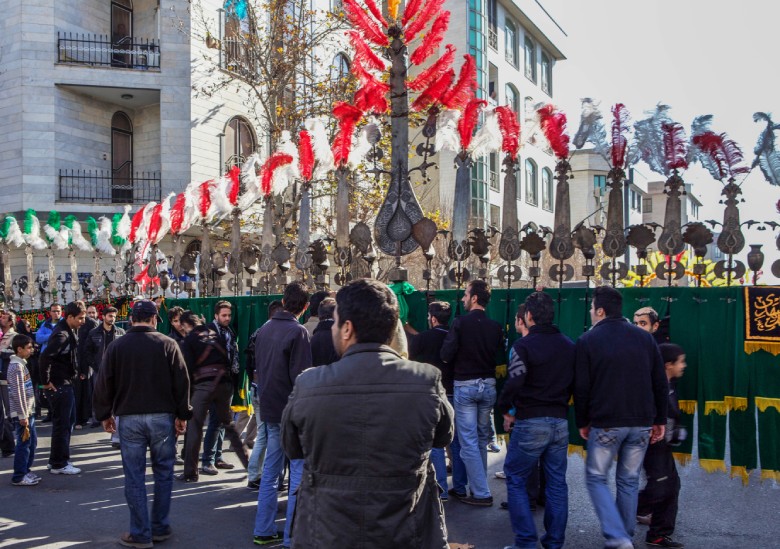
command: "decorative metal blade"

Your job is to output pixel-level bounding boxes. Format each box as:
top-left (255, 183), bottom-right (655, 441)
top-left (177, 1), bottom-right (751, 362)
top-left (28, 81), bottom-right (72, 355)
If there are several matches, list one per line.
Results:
top-left (499, 157), bottom-right (521, 261)
top-left (296, 185), bottom-right (312, 270)
top-left (549, 160), bottom-right (575, 260)
top-left (350, 221), bottom-right (373, 255)
top-left (411, 218), bottom-right (437, 251)
top-left (716, 181), bottom-right (746, 255)
top-left (657, 171), bottom-right (686, 256)
top-left (602, 167), bottom-right (627, 257)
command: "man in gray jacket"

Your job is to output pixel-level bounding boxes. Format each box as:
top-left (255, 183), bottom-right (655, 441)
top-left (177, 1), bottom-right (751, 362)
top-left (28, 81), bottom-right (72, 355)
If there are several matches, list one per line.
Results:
top-left (281, 279), bottom-right (454, 548)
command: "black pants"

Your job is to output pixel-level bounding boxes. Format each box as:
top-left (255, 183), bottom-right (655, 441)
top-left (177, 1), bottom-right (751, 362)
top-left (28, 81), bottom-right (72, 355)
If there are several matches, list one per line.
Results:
top-left (0, 384), bottom-right (14, 454)
top-left (637, 441), bottom-right (680, 538)
top-left (46, 384), bottom-right (76, 468)
top-left (183, 380), bottom-right (247, 477)
top-left (73, 376), bottom-right (93, 425)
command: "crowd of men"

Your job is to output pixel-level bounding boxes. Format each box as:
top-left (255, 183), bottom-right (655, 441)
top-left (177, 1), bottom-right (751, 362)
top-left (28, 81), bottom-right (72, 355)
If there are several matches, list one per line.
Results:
top-left (0, 279), bottom-right (686, 549)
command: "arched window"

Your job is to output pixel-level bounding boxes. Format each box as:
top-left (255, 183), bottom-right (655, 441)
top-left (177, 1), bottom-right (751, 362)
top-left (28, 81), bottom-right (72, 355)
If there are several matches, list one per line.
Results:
top-left (111, 112), bottom-right (133, 203)
top-left (505, 84), bottom-right (519, 114)
top-left (224, 3), bottom-right (257, 77)
top-left (505, 19), bottom-right (518, 67)
top-left (330, 53), bottom-right (351, 98)
top-left (542, 167), bottom-right (553, 211)
top-left (525, 159), bottom-right (538, 206)
top-left (224, 116), bottom-right (256, 171)
top-left (541, 51), bottom-right (552, 95)
top-left (524, 37), bottom-right (536, 82)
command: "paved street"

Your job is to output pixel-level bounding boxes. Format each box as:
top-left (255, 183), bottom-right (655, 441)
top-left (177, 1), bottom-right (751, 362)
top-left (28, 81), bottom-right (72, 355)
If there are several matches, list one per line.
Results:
top-left (1, 422), bottom-right (779, 548)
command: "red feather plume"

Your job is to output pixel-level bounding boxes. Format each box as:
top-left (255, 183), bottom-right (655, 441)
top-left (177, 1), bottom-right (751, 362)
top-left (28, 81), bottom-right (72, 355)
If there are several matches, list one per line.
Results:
top-left (363, 0), bottom-right (388, 28)
top-left (692, 132), bottom-right (749, 180)
top-left (129, 206), bottom-right (146, 243)
top-left (411, 69), bottom-right (454, 112)
top-left (537, 104), bottom-right (570, 159)
top-left (355, 80), bottom-right (390, 114)
top-left (199, 180), bottom-right (212, 219)
top-left (404, 0), bottom-right (445, 43)
top-left (227, 165), bottom-right (241, 205)
top-left (260, 153), bottom-right (294, 196)
top-left (495, 106), bottom-right (521, 160)
top-left (298, 130), bottom-right (314, 181)
top-left (343, 0), bottom-right (389, 47)
top-left (611, 103), bottom-right (630, 168)
top-left (441, 55), bottom-right (477, 110)
top-left (347, 30), bottom-right (385, 72)
top-left (331, 103), bottom-right (364, 166)
top-left (408, 44), bottom-right (455, 91)
top-left (410, 11), bottom-right (450, 66)
top-left (458, 98), bottom-right (487, 151)
top-left (147, 203), bottom-right (164, 245)
top-left (169, 193), bottom-right (186, 234)
top-left (402, 0), bottom-right (423, 26)
top-left (661, 122), bottom-right (689, 171)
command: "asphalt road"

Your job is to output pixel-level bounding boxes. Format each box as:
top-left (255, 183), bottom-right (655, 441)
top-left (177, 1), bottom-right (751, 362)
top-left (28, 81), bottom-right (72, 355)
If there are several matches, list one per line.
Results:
top-left (1, 422), bottom-right (778, 548)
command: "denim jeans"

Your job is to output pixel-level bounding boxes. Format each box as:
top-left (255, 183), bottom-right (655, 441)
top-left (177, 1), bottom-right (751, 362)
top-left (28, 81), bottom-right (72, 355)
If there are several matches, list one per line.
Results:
top-left (586, 426), bottom-right (651, 548)
top-left (453, 378), bottom-right (496, 499)
top-left (247, 386), bottom-right (268, 483)
top-left (504, 417), bottom-right (568, 549)
top-left (253, 423), bottom-right (303, 547)
top-left (202, 401), bottom-right (225, 467)
top-left (11, 416), bottom-right (37, 483)
top-left (119, 413), bottom-right (177, 543)
top-left (430, 447), bottom-right (448, 495)
top-left (448, 396), bottom-right (468, 494)
top-left (46, 384), bottom-right (76, 468)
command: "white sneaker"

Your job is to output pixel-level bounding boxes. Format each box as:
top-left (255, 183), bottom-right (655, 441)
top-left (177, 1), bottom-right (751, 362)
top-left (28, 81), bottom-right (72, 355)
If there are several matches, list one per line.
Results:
top-left (50, 464), bottom-right (81, 475)
top-left (12, 475), bottom-right (39, 486)
top-left (47, 461), bottom-right (72, 470)
top-left (24, 472), bottom-right (41, 483)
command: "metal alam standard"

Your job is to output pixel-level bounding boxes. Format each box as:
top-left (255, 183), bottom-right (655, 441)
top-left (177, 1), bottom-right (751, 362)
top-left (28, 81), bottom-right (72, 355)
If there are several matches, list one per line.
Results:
top-left (3, 4), bottom-right (780, 312)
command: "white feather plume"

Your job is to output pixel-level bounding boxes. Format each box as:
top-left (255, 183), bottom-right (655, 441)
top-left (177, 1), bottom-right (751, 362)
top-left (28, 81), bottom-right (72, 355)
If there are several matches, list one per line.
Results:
top-left (209, 178), bottom-right (234, 221)
top-left (468, 109), bottom-right (502, 159)
top-left (435, 109), bottom-right (462, 153)
top-left (305, 117), bottom-right (335, 179)
top-left (278, 131), bottom-right (301, 180)
top-left (117, 205), bottom-right (132, 241)
top-left (43, 223), bottom-right (65, 249)
top-left (24, 215), bottom-right (49, 250)
top-left (69, 220), bottom-right (93, 252)
top-left (153, 193), bottom-right (174, 245)
top-left (348, 125), bottom-right (373, 170)
top-left (97, 217), bottom-right (116, 255)
top-left (5, 217), bottom-right (24, 248)
top-left (182, 183), bottom-right (199, 231)
top-left (241, 153), bottom-right (262, 197)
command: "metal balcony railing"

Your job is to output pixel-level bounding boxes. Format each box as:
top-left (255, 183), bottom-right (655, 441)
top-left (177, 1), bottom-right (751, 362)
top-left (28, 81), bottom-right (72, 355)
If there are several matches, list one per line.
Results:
top-left (488, 25), bottom-right (498, 51)
top-left (58, 169), bottom-right (161, 204)
top-left (221, 37), bottom-right (259, 79)
top-left (57, 32), bottom-right (160, 69)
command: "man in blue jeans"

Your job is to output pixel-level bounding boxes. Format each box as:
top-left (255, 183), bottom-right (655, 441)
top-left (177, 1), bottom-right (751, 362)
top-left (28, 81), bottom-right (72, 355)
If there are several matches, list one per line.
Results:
top-left (252, 282), bottom-right (311, 546)
top-left (441, 280), bottom-right (503, 506)
top-left (498, 292), bottom-right (575, 549)
top-left (575, 286), bottom-right (668, 549)
top-left (94, 300), bottom-right (191, 549)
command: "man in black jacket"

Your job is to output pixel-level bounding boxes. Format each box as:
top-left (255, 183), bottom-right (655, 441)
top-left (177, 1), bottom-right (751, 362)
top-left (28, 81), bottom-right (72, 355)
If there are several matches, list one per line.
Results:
top-left (40, 301), bottom-right (86, 475)
top-left (74, 305), bottom-right (99, 428)
top-left (441, 280), bottom-right (503, 506)
top-left (310, 298), bottom-right (339, 367)
top-left (252, 281), bottom-right (311, 547)
top-left (498, 292), bottom-right (575, 549)
top-left (575, 286), bottom-right (668, 549)
top-left (409, 300), bottom-right (457, 500)
top-left (93, 299), bottom-right (191, 548)
top-left (84, 307), bottom-right (125, 433)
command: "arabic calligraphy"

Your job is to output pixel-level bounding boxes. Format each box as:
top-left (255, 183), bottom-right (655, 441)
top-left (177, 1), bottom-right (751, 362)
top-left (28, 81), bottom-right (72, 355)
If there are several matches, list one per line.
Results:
top-left (754, 293), bottom-right (780, 332)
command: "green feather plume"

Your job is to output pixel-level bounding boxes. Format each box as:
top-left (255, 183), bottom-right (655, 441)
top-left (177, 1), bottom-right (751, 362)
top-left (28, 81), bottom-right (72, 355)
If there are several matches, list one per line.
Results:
top-left (111, 213), bottom-right (126, 246)
top-left (86, 217), bottom-right (99, 246)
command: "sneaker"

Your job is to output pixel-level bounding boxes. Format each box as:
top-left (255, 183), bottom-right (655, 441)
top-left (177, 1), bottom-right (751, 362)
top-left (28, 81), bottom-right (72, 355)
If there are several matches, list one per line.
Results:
top-left (646, 536), bottom-right (684, 548)
top-left (119, 532), bottom-right (153, 548)
top-left (637, 513), bottom-right (652, 525)
top-left (447, 488), bottom-right (467, 500)
top-left (494, 471), bottom-right (507, 479)
top-left (152, 527), bottom-right (173, 542)
top-left (201, 464), bottom-right (219, 476)
top-left (500, 501), bottom-right (509, 510)
top-left (215, 459), bottom-right (235, 470)
top-left (47, 461), bottom-right (73, 470)
top-left (111, 442), bottom-right (121, 449)
top-left (247, 479), bottom-right (261, 490)
top-left (253, 533), bottom-right (281, 545)
top-left (50, 464), bottom-right (82, 475)
top-left (12, 476), bottom-right (39, 486)
top-left (175, 456), bottom-right (185, 465)
top-left (487, 442), bottom-right (501, 453)
top-left (461, 495), bottom-right (493, 507)
top-left (25, 472), bottom-right (41, 483)
top-left (174, 473), bottom-right (198, 483)
top-left (74, 424), bottom-right (83, 430)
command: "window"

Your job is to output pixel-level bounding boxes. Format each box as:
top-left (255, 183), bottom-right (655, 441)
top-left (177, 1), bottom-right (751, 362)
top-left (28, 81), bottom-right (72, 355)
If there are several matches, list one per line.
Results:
top-left (487, 0), bottom-right (497, 50)
top-left (643, 197), bottom-right (653, 213)
top-left (541, 51), bottom-right (552, 95)
top-left (690, 200), bottom-right (699, 218)
top-left (111, 112), bottom-right (133, 203)
top-left (542, 168), bottom-right (553, 211)
top-left (630, 189), bottom-right (642, 212)
top-left (525, 159), bottom-right (538, 206)
top-left (524, 37), bottom-right (536, 82)
top-left (471, 159), bottom-right (488, 228)
top-left (330, 0), bottom-right (343, 12)
top-left (593, 175), bottom-right (606, 196)
top-left (489, 153), bottom-right (500, 191)
top-left (223, 3), bottom-right (257, 78)
top-left (505, 84), bottom-right (519, 117)
top-left (111, 0), bottom-right (132, 67)
top-left (505, 20), bottom-right (518, 67)
top-left (490, 204), bottom-right (501, 228)
top-left (330, 53), bottom-right (351, 99)
top-left (224, 116), bottom-right (256, 171)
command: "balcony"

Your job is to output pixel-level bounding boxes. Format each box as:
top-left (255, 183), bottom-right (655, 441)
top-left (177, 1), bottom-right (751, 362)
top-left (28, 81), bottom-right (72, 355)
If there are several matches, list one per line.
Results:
top-left (58, 169), bottom-right (161, 205)
top-left (221, 37), bottom-right (259, 80)
top-left (57, 32), bottom-right (160, 70)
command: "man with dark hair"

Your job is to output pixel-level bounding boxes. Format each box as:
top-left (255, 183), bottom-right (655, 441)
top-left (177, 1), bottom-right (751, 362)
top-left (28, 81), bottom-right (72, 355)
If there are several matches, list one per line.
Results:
top-left (310, 297), bottom-right (339, 367)
top-left (499, 292), bottom-right (575, 549)
top-left (303, 290), bottom-right (331, 336)
top-left (409, 300), bottom-right (459, 500)
top-left (282, 279), bottom-right (453, 548)
top-left (575, 286), bottom-right (668, 549)
top-left (441, 280), bottom-right (503, 506)
top-left (93, 300), bottom-right (191, 548)
top-left (252, 281), bottom-right (311, 546)
top-left (40, 301), bottom-right (86, 475)
top-left (167, 306), bottom-right (186, 343)
top-left (200, 300), bottom-right (241, 475)
top-left (84, 307), bottom-right (125, 434)
top-left (177, 305), bottom-right (247, 482)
